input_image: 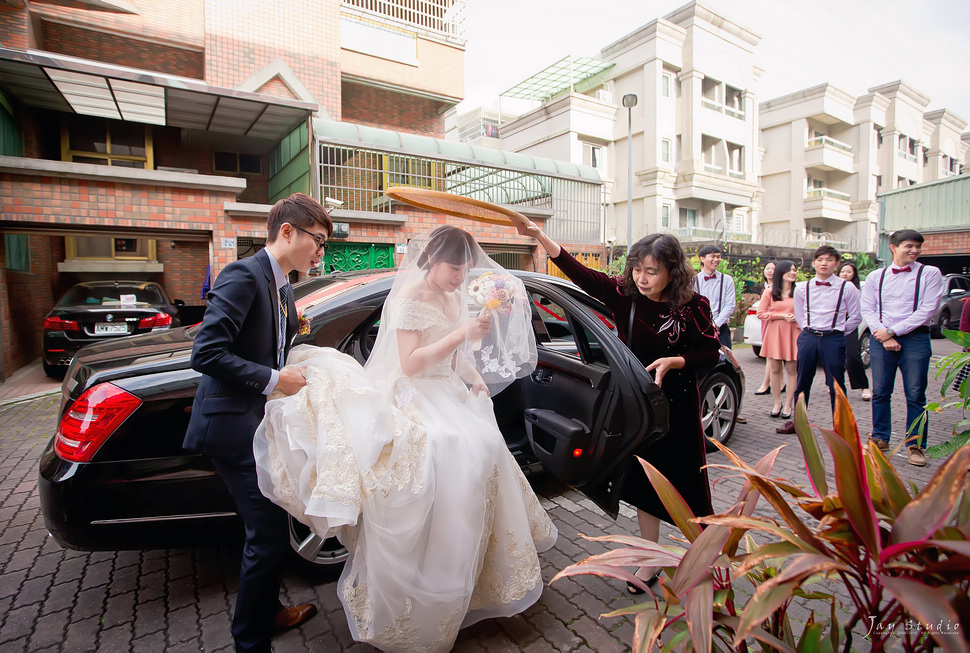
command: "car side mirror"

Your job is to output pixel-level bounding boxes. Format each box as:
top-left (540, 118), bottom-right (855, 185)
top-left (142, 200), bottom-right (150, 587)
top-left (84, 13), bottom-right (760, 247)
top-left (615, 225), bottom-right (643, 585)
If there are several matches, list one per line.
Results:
top-left (173, 299), bottom-right (185, 307)
top-left (950, 289), bottom-right (967, 297)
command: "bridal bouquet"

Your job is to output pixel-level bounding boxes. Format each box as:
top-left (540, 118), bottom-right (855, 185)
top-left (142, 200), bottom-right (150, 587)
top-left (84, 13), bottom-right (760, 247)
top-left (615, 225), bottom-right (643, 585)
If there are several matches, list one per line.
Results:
top-left (468, 271), bottom-right (517, 317)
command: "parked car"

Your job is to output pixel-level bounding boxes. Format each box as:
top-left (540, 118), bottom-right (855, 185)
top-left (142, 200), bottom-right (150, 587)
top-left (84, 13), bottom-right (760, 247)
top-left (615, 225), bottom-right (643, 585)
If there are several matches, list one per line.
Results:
top-left (39, 270), bottom-right (743, 572)
top-left (42, 281), bottom-right (183, 378)
top-left (742, 299), bottom-right (871, 368)
top-left (931, 274), bottom-right (970, 338)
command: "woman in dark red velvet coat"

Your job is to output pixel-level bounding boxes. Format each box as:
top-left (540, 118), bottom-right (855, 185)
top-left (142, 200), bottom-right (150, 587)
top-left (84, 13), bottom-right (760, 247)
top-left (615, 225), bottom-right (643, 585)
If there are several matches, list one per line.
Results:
top-left (518, 222), bottom-right (721, 591)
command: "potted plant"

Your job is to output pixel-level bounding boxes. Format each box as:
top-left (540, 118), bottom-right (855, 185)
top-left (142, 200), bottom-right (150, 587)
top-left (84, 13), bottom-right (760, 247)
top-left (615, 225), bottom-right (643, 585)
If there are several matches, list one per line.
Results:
top-left (553, 385), bottom-right (970, 652)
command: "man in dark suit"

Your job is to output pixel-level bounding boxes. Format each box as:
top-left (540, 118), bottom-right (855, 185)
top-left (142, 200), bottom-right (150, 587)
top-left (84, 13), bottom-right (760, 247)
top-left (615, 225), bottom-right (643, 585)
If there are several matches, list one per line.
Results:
top-left (184, 193), bottom-right (332, 653)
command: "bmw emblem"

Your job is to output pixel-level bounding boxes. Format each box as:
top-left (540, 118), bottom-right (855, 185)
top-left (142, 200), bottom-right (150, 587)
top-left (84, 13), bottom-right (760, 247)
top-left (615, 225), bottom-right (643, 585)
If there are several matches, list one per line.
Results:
top-left (106, 314), bottom-right (114, 322)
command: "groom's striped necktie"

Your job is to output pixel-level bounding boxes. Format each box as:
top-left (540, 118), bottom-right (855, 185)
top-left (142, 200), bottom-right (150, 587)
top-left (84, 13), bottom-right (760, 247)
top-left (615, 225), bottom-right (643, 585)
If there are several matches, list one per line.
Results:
top-left (277, 285), bottom-right (288, 369)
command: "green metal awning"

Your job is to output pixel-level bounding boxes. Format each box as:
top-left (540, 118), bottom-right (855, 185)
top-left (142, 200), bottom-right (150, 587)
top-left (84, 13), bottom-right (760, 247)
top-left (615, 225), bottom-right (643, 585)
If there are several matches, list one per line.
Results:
top-left (501, 55), bottom-right (615, 102)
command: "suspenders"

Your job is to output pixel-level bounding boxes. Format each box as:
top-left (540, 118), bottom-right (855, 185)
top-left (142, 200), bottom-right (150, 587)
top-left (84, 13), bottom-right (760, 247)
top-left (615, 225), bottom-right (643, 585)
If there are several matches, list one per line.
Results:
top-left (695, 273), bottom-right (725, 315)
top-left (805, 280), bottom-right (846, 331)
top-left (878, 265), bottom-right (925, 323)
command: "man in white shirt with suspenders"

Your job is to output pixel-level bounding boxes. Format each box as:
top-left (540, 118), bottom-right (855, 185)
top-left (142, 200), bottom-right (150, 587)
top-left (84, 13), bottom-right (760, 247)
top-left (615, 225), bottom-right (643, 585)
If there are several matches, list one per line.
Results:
top-left (776, 245), bottom-right (861, 434)
top-left (860, 229), bottom-right (944, 466)
top-left (695, 244), bottom-right (736, 348)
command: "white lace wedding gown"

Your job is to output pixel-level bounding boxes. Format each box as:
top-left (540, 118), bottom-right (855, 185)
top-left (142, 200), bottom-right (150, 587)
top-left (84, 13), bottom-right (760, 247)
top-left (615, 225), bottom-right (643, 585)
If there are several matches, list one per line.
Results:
top-left (254, 298), bottom-right (557, 652)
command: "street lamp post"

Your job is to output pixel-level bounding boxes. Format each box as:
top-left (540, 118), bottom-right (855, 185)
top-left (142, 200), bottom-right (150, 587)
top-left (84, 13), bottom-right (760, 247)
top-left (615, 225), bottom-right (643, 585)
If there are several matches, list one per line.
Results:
top-left (621, 93), bottom-right (638, 255)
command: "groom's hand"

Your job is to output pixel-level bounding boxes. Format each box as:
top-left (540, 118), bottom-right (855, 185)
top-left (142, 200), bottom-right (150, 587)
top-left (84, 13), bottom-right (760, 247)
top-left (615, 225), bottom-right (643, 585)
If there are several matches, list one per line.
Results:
top-left (277, 366), bottom-right (307, 395)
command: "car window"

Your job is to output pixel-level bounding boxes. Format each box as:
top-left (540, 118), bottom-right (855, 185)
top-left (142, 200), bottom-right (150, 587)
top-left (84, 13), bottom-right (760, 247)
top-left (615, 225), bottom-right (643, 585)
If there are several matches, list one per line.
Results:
top-left (58, 284), bottom-right (164, 306)
top-left (528, 290), bottom-right (610, 366)
top-left (954, 277), bottom-right (970, 292)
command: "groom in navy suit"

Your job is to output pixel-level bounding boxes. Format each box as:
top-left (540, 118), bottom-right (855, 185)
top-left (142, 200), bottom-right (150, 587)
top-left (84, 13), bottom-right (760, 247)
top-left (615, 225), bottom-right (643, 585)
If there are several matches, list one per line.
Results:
top-left (184, 193), bottom-right (332, 653)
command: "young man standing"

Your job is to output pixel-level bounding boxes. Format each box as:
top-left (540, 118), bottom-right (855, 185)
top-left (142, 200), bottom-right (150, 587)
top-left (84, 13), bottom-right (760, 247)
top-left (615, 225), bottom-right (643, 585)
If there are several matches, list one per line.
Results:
top-left (776, 245), bottom-right (861, 434)
top-left (860, 229), bottom-right (943, 466)
top-left (184, 193), bottom-right (332, 652)
top-left (696, 244), bottom-right (736, 348)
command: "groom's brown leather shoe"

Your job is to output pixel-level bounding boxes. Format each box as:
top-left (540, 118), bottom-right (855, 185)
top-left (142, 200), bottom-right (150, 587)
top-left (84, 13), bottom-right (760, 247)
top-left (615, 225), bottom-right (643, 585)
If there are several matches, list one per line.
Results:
top-left (274, 604), bottom-right (318, 632)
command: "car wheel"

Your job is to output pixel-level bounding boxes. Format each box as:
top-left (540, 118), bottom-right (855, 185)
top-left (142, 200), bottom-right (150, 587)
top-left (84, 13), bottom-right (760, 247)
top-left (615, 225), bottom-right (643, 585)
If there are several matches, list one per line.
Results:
top-left (288, 515), bottom-right (348, 576)
top-left (859, 330), bottom-right (871, 369)
top-left (43, 361), bottom-right (64, 379)
top-left (700, 372), bottom-right (739, 452)
top-left (752, 345), bottom-right (761, 357)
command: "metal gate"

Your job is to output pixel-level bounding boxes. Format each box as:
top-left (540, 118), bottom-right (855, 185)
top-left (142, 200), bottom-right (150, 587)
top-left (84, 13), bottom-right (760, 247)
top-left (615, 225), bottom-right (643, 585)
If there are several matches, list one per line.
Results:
top-left (324, 242), bottom-right (394, 272)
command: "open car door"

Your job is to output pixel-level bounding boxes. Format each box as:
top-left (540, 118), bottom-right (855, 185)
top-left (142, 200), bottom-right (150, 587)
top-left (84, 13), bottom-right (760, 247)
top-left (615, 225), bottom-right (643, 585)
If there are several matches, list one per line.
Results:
top-left (515, 279), bottom-right (669, 519)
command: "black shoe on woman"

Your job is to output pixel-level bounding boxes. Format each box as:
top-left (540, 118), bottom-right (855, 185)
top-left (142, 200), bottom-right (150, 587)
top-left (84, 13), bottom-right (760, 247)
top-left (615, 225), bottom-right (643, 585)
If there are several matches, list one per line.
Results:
top-left (770, 409), bottom-right (781, 418)
top-left (780, 410), bottom-right (792, 419)
top-left (754, 385), bottom-right (771, 395)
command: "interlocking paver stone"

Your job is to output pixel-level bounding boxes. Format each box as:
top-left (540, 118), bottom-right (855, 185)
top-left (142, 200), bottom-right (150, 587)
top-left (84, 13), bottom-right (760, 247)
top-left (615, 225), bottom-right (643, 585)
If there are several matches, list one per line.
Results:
top-left (0, 341), bottom-right (959, 650)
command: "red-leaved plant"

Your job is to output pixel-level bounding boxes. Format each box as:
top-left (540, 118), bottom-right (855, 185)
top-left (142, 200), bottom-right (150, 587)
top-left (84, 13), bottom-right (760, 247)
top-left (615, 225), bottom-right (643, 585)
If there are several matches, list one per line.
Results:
top-left (553, 385), bottom-right (970, 652)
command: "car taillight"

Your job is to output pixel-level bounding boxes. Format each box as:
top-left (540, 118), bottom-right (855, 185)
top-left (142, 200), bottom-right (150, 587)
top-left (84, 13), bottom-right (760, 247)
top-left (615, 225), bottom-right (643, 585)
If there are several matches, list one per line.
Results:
top-left (138, 312), bottom-right (172, 328)
top-left (44, 316), bottom-right (80, 331)
top-left (54, 383), bottom-right (141, 463)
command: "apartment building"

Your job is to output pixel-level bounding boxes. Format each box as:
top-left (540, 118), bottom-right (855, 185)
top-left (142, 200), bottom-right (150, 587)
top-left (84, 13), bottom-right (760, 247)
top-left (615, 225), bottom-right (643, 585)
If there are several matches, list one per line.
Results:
top-left (0, 0), bottom-right (601, 379)
top-left (448, 2), bottom-right (764, 251)
top-left (760, 81), bottom-right (967, 252)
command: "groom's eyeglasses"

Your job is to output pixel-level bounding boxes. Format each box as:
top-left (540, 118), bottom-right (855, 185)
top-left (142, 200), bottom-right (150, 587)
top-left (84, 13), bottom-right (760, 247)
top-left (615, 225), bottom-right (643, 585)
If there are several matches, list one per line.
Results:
top-left (292, 224), bottom-right (329, 252)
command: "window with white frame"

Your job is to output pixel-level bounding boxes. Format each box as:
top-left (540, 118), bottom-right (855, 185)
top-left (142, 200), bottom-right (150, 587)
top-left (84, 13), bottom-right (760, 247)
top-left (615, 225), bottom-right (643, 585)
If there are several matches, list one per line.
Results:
top-left (679, 207), bottom-right (697, 228)
top-left (661, 139), bottom-right (671, 163)
top-left (583, 143), bottom-right (605, 172)
top-left (727, 142), bottom-right (743, 174)
top-left (661, 204), bottom-right (670, 228)
top-left (662, 73), bottom-right (671, 98)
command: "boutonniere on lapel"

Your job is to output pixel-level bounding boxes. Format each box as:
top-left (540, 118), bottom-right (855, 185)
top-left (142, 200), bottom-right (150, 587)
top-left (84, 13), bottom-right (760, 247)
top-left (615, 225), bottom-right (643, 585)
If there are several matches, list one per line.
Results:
top-left (297, 312), bottom-right (311, 336)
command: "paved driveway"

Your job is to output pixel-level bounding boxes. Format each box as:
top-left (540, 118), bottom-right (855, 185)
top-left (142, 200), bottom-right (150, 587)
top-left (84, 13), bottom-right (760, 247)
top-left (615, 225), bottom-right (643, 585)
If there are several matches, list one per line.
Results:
top-left (0, 340), bottom-right (959, 652)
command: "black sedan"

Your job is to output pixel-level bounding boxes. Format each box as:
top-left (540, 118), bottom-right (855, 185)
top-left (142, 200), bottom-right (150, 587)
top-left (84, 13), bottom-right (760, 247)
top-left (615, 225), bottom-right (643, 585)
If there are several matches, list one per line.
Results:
top-left (42, 280), bottom-right (183, 377)
top-left (39, 269), bottom-right (743, 572)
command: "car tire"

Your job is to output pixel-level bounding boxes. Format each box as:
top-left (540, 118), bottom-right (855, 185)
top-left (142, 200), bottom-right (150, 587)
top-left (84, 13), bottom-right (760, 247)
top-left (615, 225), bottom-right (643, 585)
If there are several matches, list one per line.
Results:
top-left (859, 330), bottom-right (871, 369)
top-left (700, 372), bottom-right (739, 452)
top-left (43, 361), bottom-right (64, 379)
top-left (287, 515), bottom-right (348, 577)
top-left (751, 345), bottom-right (761, 357)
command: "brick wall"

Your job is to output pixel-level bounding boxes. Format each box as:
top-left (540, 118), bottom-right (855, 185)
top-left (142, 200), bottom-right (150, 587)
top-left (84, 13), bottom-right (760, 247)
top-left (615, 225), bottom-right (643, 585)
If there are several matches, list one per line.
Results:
top-left (27, 0), bottom-right (204, 51)
top-left (204, 0), bottom-right (341, 118)
top-left (0, 235), bottom-right (64, 375)
top-left (342, 83), bottom-right (445, 137)
top-left (0, 4), bottom-right (27, 50)
top-left (154, 239), bottom-right (210, 307)
top-left (0, 172), bottom-right (251, 377)
top-left (40, 20), bottom-right (204, 79)
top-left (923, 230), bottom-right (970, 256)
top-left (152, 127), bottom-right (271, 204)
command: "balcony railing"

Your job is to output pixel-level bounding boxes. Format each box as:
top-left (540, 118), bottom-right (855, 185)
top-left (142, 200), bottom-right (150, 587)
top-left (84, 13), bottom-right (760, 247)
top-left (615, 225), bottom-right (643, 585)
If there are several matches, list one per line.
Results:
top-left (673, 227), bottom-right (752, 243)
top-left (805, 188), bottom-right (851, 201)
top-left (704, 163), bottom-right (723, 174)
top-left (728, 169), bottom-right (744, 179)
top-left (897, 150), bottom-right (918, 162)
top-left (806, 135), bottom-right (853, 153)
top-left (805, 235), bottom-right (848, 250)
top-left (701, 98), bottom-right (722, 112)
top-left (724, 106), bottom-right (745, 120)
top-left (342, 0), bottom-right (467, 42)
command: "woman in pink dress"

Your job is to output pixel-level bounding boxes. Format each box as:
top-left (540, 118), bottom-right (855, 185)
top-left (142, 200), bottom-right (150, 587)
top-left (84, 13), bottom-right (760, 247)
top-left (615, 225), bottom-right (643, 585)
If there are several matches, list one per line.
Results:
top-left (757, 260), bottom-right (800, 418)
top-left (753, 261), bottom-right (775, 395)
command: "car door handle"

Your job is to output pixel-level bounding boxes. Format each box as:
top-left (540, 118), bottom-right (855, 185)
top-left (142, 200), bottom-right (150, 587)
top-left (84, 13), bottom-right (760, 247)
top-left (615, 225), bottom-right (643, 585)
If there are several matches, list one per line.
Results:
top-left (533, 368), bottom-right (553, 384)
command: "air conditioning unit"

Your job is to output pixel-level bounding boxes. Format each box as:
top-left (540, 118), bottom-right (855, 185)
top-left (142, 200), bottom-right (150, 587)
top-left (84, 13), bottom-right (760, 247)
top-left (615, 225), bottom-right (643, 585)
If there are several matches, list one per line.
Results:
top-left (595, 90), bottom-right (613, 104)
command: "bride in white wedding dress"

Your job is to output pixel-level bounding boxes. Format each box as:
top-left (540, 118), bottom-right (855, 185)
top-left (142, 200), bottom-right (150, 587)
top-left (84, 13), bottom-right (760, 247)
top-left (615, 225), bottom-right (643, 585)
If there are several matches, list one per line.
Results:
top-left (253, 225), bottom-right (557, 652)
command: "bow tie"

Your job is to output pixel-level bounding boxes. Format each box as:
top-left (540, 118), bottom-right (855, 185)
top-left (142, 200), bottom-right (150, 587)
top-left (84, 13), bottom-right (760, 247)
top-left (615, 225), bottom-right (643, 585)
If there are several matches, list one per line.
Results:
top-left (892, 266), bottom-right (911, 274)
top-left (704, 275), bottom-right (716, 281)
top-left (815, 280), bottom-right (831, 287)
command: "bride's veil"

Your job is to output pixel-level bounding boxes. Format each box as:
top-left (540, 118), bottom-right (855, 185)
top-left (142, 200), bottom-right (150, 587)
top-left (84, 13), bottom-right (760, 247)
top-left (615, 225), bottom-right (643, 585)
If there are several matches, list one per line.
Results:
top-left (363, 225), bottom-right (537, 396)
